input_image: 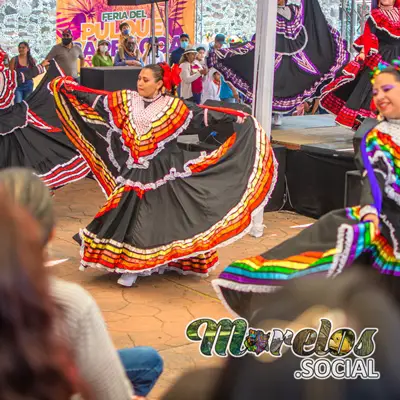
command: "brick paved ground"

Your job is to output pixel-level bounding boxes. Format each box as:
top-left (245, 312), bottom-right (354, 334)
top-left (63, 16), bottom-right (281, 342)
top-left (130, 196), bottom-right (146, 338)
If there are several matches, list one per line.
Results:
top-left (49, 179), bottom-right (313, 399)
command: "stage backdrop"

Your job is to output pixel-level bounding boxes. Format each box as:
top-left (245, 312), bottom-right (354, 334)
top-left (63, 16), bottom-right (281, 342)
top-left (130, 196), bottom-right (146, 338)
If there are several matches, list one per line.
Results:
top-left (55, 0), bottom-right (196, 64)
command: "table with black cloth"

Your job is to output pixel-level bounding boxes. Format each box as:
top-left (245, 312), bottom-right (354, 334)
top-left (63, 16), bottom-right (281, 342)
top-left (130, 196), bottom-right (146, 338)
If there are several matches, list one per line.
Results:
top-left (80, 66), bottom-right (141, 91)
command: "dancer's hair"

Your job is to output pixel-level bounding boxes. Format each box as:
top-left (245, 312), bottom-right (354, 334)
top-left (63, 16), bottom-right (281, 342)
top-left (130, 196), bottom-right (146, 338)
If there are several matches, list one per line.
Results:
top-left (0, 186), bottom-right (86, 399)
top-left (0, 168), bottom-right (54, 244)
top-left (376, 65), bottom-right (400, 81)
top-left (143, 63), bottom-right (179, 96)
top-left (18, 41), bottom-right (36, 68)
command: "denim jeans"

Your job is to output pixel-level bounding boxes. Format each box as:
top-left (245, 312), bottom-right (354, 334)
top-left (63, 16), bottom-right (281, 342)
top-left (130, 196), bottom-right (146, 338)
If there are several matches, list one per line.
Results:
top-left (14, 81), bottom-right (34, 103)
top-left (221, 97), bottom-right (236, 104)
top-left (118, 346), bottom-right (163, 396)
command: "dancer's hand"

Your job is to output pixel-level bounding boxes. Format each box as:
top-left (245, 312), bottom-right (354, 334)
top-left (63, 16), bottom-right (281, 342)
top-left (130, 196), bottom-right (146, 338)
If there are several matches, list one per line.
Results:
top-left (40, 59), bottom-right (50, 67)
top-left (362, 213), bottom-right (380, 234)
top-left (357, 52), bottom-right (365, 62)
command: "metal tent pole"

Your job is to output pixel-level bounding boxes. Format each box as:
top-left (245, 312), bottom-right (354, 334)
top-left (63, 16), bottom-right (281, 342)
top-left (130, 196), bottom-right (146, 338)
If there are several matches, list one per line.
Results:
top-left (165, 0), bottom-right (169, 64)
top-left (252, 0), bottom-right (277, 139)
top-left (151, 2), bottom-right (156, 64)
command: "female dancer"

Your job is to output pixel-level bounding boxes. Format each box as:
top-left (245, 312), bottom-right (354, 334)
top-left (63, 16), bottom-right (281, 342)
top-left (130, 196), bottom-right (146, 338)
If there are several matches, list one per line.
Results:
top-left (207, 0), bottom-right (349, 125)
top-left (213, 60), bottom-right (400, 317)
top-left (0, 51), bottom-right (89, 189)
top-left (50, 63), bottom-right (276, 287)
top-left (321, 0), bottom-right (400, 130)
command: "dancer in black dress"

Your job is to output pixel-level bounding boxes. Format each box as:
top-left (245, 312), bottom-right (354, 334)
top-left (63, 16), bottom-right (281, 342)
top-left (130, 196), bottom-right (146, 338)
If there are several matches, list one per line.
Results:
top-left (50, 63), bottom-right (277, 287)
top-left (213, 60), bottom-right (400, 318)
top-left (0, 50), bottom-right (89, 188)
top-left (321, 0), bottom-right (400, 130)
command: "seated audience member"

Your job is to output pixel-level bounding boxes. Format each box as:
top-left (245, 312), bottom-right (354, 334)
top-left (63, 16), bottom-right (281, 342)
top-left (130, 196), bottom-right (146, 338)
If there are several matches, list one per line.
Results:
top-left (92, 40), bottom-right (113, 67)
top-left (179, 47), bottom-right (206, 102)
top-left (201, 68), bottom-right (221, 104)
top-left (9, 41), bottom-right (36, 103)
top-left (114, 36), bottom-right (143, 67)
top-left (46, 29), bottom-right (85, 81)
top-left (119, 21), bottom-right (131, 46)
top-left (0, 189), bottom-right (90, 400)
top-left (170, 33), bottom-right (190, 66)
top-left (0, 167), bottom-right (163, 400)
top-left (162, 268), bottom-right (400, 400)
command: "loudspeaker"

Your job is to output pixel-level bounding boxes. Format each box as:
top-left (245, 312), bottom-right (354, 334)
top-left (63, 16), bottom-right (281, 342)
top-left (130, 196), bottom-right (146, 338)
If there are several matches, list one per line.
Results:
top-left (108, 0), bottom-right (165, 5)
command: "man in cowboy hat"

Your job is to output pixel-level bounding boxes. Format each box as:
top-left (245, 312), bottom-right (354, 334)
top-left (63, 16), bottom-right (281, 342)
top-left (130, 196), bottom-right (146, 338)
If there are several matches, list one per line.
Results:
top-left (46, 29), bottom-right (85, 82)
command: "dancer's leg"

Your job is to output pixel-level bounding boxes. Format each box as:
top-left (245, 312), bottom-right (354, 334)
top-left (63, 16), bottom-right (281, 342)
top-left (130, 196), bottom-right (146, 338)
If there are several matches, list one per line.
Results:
top-left (249, 210), bottom-right (264, 238)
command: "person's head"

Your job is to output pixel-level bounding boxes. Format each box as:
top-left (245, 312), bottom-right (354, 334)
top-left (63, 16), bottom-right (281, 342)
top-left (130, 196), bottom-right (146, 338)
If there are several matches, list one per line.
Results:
top-left (61, 29), bottom-right (73, 47)
top-left (138, 64), bottom-right (165, 98)
top-left (214, 34), bottom-right (226, 50)
top-left (18, 41), bottom-right (29, 56)
top-left (0, 184), bottom-right (88, 400)
top-left (371, 0), bottom-right (398, 8)
top-left (97, 40), bottom-right (110, 55)
top-left (0, 168), bottom-right (55, 246)
top-left (372, 65), bottom-right (400, 119)
top-left (119, 21), bottom-right (130, 36)
top-left (124, 36), bottom-right (137, 52)
top-left (138, 63), bottom-right (180, 98)
top-left (148, 37), bottom-right (160, 53)
top-left (180, 48), bottom-right (197, 64)
top-left (213, 70), bottom-right (221, 82)
top-left (277, 0), bottom-right (287, 5)
top-left (196, 46), bottom-right (206, 61)
top-left (17, 41), bottom-right (35, 67)
top-left (180, 33), bottom-right (190, 50)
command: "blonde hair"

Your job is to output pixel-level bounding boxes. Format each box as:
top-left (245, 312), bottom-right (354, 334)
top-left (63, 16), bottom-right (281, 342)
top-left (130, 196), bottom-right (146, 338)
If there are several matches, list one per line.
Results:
top-left (0, 168), bottom-right (54, 244)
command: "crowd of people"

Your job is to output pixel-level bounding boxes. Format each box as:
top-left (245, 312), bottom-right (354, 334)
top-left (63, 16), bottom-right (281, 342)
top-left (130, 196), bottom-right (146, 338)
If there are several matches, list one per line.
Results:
top-left (2, 0), bottom-right (400, 398)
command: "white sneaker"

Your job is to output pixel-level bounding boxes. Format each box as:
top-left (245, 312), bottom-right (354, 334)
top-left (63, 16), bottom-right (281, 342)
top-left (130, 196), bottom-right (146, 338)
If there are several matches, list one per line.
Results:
top-left (117, 273), bottom-right (137, 287)
top-left (79, 265), bottom-right (85, 272)
top-left (249, 224), bottom-right (264, 238)
top-left (273, 114), bottom-right (283, 126)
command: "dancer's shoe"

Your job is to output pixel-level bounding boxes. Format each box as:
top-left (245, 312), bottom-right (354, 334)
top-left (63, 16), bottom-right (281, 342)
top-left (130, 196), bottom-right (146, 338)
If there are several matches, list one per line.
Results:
top-left (249, 224), bottom-right (264, 238)
top-left (117, 273), bottom-right (138, 287)
top-left (273, 113), bottom-right (283, 126)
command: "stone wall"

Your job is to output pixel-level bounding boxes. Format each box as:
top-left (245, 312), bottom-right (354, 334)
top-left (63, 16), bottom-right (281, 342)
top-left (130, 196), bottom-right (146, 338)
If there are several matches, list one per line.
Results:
top-left (0, 0), bottom-right (56, 60)
top-left (195, 0), bottom-right (347, 44)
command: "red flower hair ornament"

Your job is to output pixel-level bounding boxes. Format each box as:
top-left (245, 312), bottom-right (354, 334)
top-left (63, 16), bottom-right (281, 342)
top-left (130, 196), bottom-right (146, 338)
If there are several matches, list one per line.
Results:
top-left (159, 62), bottom-right (181, 91)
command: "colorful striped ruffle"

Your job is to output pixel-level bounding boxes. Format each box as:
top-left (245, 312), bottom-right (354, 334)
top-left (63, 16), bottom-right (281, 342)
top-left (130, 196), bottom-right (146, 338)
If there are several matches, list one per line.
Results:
top-left (214, 128), bottom-right (400, 303)
top-left (79, 118), bottom-right (276, 274)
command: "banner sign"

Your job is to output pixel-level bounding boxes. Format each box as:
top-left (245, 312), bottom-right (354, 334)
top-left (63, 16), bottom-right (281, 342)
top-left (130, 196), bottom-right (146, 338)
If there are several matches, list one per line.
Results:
top-left (56, 0), bottom-right (195, 64)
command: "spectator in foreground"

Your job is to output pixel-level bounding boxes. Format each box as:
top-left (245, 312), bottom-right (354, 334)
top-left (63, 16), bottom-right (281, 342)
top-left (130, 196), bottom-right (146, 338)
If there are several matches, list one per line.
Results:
top-left (46, 29), bottom-right (85, 81)
top-left (0, 167), bottom-right (163, 400)
top-left (0, 187), bottom-right (90, 399)
top-left (114, 36), bottom-right (143, 67)
top-left (170, 33), bottom-right (190, 66)
top-left (9, 41), bottom-right (36, 103)
top-left (92, 40), bottom-right (113, 67)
